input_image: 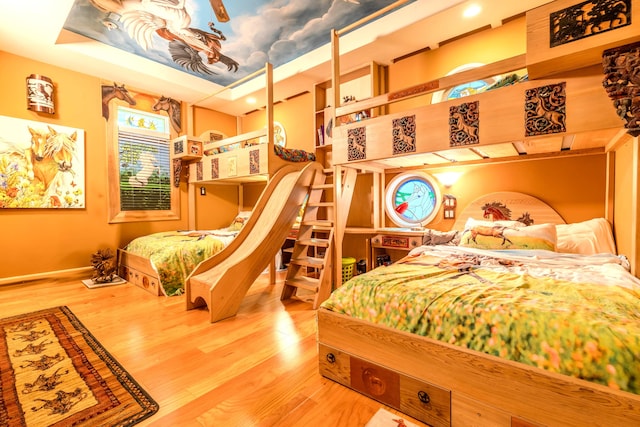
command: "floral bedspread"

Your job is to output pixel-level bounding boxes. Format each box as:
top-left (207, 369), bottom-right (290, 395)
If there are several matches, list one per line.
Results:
top-left (321, 245), bottom-right (640, 393)
top-left (124, 230), bottom-right (237, 296)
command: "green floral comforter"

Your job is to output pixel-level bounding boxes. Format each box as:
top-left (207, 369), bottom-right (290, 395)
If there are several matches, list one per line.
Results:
top-left (124, 230), bottom-right (237, 296)
top-left (322, 245), bottom-right (640, 394)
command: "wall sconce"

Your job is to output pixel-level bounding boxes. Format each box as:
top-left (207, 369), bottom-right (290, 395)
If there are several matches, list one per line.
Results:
top-left (434, 171), bottom-right (462, 187)
top-left (443, 194), bottom-right (457, 219)
top-left (26, 74), bottom-right (55, 114)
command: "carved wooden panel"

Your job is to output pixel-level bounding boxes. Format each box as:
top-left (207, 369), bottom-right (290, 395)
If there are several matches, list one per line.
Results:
top-left (550, 0), bottom-right (632, 48)
top-left (172, 158), bottom-right (182, 187)
top-left (249, 149), bottom-right (260, 174)
top-left (392, 115), bottom-right (416, 155)
top-left (525, 83), bottom-right (567, 136)
top-left (449, 101), bottom-right (479, 147)
top-left (196, 161), bottom-right (203, 181)
top-left (602, 40), bottom-right (640, 136)
top-left (347, 127), bottom-right (366, 161)
top-left (211, 157), bottom-right (219, 179)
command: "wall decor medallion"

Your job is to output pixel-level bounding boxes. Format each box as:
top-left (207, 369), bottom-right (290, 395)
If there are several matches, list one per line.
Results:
top-left (347, 127), bottom-right (366, 161)
top-left (602, 40), bottom-right (640, 136)
top-left (449, 101), bottom-right (479, 147)
top-left (525, 83), bottom-right (567, 136)
top-left (392, 115), bottom-right (416, 155)
top-left (550, 0), bottom-right (631, 48)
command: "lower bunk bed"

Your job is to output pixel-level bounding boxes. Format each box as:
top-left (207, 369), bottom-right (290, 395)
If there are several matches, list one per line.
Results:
top-left (117, 211), bottom-right (250, 296)
top-left (317, 217), bottom-right (640, 426)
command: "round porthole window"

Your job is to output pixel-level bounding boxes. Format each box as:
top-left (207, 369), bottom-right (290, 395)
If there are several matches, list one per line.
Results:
top-left (385, 172), bottom-right (441, 228)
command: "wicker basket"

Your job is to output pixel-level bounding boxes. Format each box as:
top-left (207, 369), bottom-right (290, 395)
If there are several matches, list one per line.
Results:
top-left (341, 257), bottom-right (356, 282)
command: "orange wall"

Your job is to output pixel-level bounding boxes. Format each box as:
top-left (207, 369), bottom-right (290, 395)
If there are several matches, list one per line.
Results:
top-left (0, 51), bottom-right (236, 279)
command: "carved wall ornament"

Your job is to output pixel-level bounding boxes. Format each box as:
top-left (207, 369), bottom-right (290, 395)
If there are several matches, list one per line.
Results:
top-left (347, 127), bottom-right (367, 161)
top-left (392, 115), bottom-right (417, 155)
top-left (550, 0), bottom-right (631, 48)
top-left (602, 40), bottom-right (640, 136)
top-left (525, 83), bottom-right (567, 136)
top-left (449, 101), bottom-right (479, 147)
top-left (173, 158), bottom-right (182, 187)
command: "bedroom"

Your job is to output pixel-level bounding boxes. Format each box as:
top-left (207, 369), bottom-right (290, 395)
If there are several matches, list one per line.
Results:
top-left (1, 0), bottom-right (640, 425)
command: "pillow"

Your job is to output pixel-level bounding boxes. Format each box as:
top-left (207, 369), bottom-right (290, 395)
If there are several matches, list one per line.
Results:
top-left (227, 211), bottom-right (252, 231)
top-left (459, 218), bottom-right (557, 251)
top-left (556, 218), bottom-right (616, 255)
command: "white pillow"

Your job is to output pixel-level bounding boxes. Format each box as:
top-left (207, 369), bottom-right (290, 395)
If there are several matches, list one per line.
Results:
top-left (555, 218), bottom-right (616, 255)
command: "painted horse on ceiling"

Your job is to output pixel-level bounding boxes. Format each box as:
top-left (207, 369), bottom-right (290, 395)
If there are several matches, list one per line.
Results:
top-left (88, 0), bottom-right (239, 76)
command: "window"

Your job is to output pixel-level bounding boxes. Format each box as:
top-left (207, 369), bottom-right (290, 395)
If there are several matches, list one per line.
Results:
top-left (385, 172), bottom-right (441, 228)
top-left (107, 106), bottom-right (179, 223)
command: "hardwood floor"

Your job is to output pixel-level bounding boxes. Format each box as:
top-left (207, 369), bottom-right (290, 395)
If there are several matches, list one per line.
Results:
top-left (0, 271), bottom-right (427, 427)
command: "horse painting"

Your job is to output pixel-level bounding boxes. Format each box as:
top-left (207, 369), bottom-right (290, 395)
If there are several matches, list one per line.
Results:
top-left (0, 117), bottom-right (84, 209)
top-left (101, 82), bottom-right (136, 120)
top-left (152, 96), bottom-right (182, 133)
top-left (468, 225), bottom-right (513, 246)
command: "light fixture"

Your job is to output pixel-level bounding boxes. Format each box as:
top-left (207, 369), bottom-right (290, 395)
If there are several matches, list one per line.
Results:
top-left (26, 74), bottom-right (55, 114)
top-left (434, 171), bottom-right (462, 187)
top-left (463, 4), bottom-right (482, 19)
top-left (246, 96), bottom-right (257, 104)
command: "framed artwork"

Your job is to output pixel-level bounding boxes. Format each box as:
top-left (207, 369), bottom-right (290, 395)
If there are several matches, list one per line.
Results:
top-left (0, 115), bottom-right (85, 208)
top-left (385, 172), bottom-right (441, 228)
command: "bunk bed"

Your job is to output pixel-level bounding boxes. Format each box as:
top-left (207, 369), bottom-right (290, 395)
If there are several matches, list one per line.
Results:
top-left (118, 63), bottom-right (315, 297)
top-left (317, 1), bottom-right (640, 426)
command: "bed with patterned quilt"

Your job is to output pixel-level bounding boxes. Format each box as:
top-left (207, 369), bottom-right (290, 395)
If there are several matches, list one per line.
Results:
top-left (117, 212), bottom-right (250, 296)
top-left (317, 201), bottom-right (640, 426)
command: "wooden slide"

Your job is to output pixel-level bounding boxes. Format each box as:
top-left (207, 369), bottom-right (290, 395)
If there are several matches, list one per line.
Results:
top-left (186, 161), bottom-right (324, 323)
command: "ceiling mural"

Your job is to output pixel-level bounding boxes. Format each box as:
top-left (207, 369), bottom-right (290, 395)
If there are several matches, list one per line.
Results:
top-left (63, 0), bottom-right (414, 87)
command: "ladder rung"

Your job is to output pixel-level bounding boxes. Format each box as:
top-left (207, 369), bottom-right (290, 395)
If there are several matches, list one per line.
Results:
top-left (296, 238), bottom-right (329, 248)
top-left (307, 202), bottom-right (333, 208)
top-left (290, 256), bottom-right (325, 267)
top-left (282, 247), bottom-right (294, 253)
top-left (285, 276), bottom-right (320, 292)
top-left (301, 220), bottom-right (333, 228)
top-left (312, 183), bottom-right (333, 190)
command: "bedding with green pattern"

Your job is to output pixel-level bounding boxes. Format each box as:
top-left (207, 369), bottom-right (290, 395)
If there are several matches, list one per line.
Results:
top-left (321, 245), bottom-right (640, 394)
top-left (124, 230), bottom-right (237, 296)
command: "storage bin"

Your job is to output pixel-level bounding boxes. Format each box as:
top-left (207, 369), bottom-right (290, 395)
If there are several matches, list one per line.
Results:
top-left (342, 257), bottom-right (356, 282)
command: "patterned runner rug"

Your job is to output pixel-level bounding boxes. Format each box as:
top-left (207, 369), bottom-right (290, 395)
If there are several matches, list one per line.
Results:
top-left (0, 306), bottom-right (158, 426)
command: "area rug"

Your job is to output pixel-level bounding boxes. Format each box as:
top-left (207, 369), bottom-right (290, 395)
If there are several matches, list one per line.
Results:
top-left (366, 407), bottom-right (420, 427)
top-left (0, 306), bottom-right (158, 426)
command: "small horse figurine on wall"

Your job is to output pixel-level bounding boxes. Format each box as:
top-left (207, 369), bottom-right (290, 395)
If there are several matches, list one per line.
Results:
top-left (152, 96), bottom-right (182, 133)
top-left (101, 82), bottom-right (136, 120)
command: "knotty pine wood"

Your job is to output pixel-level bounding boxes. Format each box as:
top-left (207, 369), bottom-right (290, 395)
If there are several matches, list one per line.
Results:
top-left (0, 271), bottom-right (427, 427)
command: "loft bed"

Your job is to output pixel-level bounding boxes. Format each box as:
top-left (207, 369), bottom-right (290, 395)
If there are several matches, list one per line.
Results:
top-left (118, 63), bottom-right (315, 297)
top-left (318, 1), bottom-right (640, 426)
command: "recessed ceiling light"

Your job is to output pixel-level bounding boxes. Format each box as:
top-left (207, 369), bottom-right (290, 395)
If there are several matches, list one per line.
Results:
top-left (463, 4), bottom-right (482, 18)
top-left (246, 97), bottom-right (257, 104)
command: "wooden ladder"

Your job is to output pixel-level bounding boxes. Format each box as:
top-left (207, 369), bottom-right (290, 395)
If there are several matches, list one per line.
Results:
top-left (281, 165), bottom-right (356, 308)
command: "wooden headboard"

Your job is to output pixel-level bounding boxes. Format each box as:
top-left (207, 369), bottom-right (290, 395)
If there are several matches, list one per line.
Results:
top-left (452, 191), bottom-right (566, 230)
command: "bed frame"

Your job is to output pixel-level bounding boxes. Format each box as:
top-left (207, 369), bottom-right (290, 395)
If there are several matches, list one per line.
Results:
top-left (319, 1), bottom-right (640, 425)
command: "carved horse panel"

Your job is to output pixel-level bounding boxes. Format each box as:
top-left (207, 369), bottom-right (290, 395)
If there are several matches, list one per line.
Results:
top-left (525, 83), bottom-right (567, 136)
top-left (449, 101), bottom-right (479, 147)
top-left (347, 127), bottom-right (367, 161)
top-left (392, 115), bottom-right (416, 155)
